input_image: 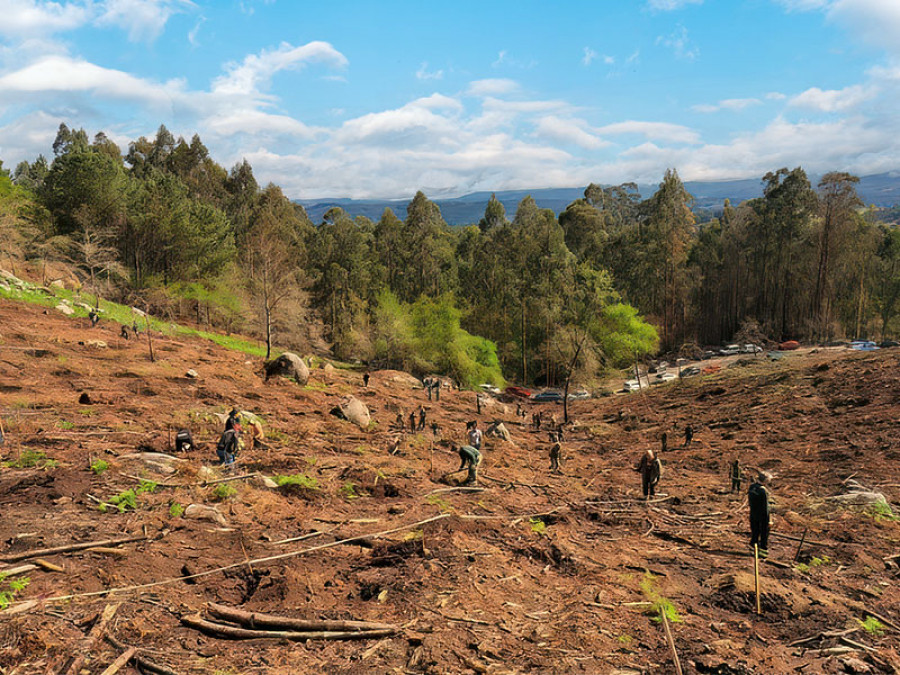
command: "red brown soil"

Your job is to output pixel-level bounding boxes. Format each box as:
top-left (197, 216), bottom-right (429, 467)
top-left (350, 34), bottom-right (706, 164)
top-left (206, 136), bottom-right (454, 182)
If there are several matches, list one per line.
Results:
top-left (1, 297), bottom-right (899, 674)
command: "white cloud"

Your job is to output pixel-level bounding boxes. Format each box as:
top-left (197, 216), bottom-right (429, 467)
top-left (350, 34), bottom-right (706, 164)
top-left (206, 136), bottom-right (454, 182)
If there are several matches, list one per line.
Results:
top-left (95, 0), bottom-right (193, 43)
top-left (596, 120), bottom-right (700, 144)
top-left (656, 24), bottom-right (699, 60)
top-left (333, 95), bottom-right (463, 148)
top-left (789, 83), bottom-right (876, 111)
top-left (187, 16), bottom-right (205, 46)
top-left (213, 41), bottom-right (348, 97)
top-left (0, 0), bottom-right (90, 38)
top-left (778, 0), bottom-right (900, 55)
top-left (646, 0), bottom-right (703, 10)
top-left (533, 115), bottom-right (609, 149)
top-left (415, 62), bottom-right (444, 80)
top-left (583, 47), bottom-right (597, 66)
top-left (766, 91), bottom-right (787, 100)
top-left (466, 78), bottom-right (520, 97)
top-left (692, 97), bottom-right (762, 113)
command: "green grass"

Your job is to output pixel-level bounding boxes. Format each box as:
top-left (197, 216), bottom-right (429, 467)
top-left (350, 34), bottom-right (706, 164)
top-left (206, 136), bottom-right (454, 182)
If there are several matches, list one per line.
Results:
top-left (273, 474), bottom-right (320, 491)
top-left (0, 276), bottom-right (268, 358)
top-left (340, 481), bottom-right (360, 500)
top-left (211, 484), bottom-right (237, 500)
top-left (58, 420), bottom-right (75, 430)
top-left (169, 502), bottom-right (185, 518)
top-left (90, 459), bottom-right (109, 475)
top-left (3, 449), bottom-right (58, 469)
top-left (0, 572), bottom-right (30, 610)
top-left (857, 616), bottom-right (885, 637)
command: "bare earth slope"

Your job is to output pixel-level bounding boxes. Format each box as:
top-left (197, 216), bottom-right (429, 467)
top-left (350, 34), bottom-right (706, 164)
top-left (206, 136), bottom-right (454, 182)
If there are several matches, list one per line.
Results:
top-left (1, 297), bottom-right (898, 674)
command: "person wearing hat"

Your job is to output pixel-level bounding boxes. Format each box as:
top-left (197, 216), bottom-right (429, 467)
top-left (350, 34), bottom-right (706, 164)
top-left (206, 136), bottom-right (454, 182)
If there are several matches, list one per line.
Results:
top-left (748, 472), bottom-right (771, 556)
top-left (225, 408), bottom-right (265, 450)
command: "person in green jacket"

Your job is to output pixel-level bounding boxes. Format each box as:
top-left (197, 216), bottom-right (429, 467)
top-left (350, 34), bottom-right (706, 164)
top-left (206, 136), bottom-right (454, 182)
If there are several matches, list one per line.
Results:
top-left (456, 444), bottom-right (482, 485)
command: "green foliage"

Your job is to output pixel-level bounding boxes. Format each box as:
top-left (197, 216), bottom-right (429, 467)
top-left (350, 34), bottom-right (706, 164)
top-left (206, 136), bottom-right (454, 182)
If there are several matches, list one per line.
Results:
top-left (273, 474), bottom-right (320, 491)
top-left (90, 459), bottom-right (109, 475)
top-left (0, 572), bottom-right (30, 610)
top-left (211, 484), bottom-right (237, 500)
top-left (137, 479), bottom-right (158, 494)
top-left (4, 450), bottom-right (58, 469)
top-left (58, 420), bottom-right (75, 430)
top-left (597, 303), bottom-right (659, 368)
top-left (528, 517), bottom-right (547, 535)
top-left (865, 502), bottom-right (897, 522)
top-left (856, 616), bottom-right (885, 637)
top-left (640, 573), bottom-right (682, 624)
top-left (102, 489), bottom-right (137, 513)
top-left (169, 502), bottom-right (185, 518)
top-left (340, 481), bottom-right (360, 500)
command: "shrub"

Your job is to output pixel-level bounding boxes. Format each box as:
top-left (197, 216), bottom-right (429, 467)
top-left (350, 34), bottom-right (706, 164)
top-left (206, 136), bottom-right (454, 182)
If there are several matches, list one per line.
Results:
top-left (4, 450), bottom-right (58, 469)
top-left (640, 572), bottom-right (682, 624)
top-left (90, 459), bottom-right (109, 475)
top-left (169, 502), bottom-right (185, 518)
top-left (211, 484), bottom-right (237, 500)
top-left (101, 489), bottom-right (137, 513)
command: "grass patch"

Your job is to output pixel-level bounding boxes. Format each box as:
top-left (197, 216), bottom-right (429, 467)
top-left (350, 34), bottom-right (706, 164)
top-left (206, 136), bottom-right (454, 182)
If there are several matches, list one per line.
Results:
top-left (90, 459), bottom-right (109, 475)
top-left (273, 474), bottom-right (320, 491)
top-left (58, 420), bottom-right (75, 430)
top-left (640, 572), bottom-right (682, 624)
top-left (211, 484), bottom-right (237, 501)
top-left (98, 479), bottom-right (156, 513)
top-left (340, 481), bottom-right (360, 500)
top-left (3, 449), bottom-right (58, 469)
top-left (865, 502), bottom-right (897, 522)
top-left (0, 572), bottom-right (30, 610)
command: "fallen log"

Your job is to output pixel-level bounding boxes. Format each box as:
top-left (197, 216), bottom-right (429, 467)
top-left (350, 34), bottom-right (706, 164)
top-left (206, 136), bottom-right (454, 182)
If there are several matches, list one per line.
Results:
top-left (207, 602), bottom-right (397, 632)
top-left (64, 603), bottom-right (119, 675)
top-left (0, 534), bottom-right (148, 563)
top-left (181, 614), bottom-right (395, 641)
top-left (0, 564), bottom-right (36, 577)
top-left (99, 646), bottom-right (137, 675)
top-left (105, 635), bottom-right (179, 675)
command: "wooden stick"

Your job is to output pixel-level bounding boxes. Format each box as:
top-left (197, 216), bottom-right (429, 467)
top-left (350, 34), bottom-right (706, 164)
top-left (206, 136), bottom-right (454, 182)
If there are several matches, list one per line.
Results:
top-left (33, 559), bottom-right (65, 572)
top-left (266, 529), bottom-right (331, 546)
top-left (104, 635), bottom-right (179, 675)
top-left (0, 564), bottom-right (36, 577)
top-left (87, 547), bottom-right (129, 557)
top-left (0, 534), bottom-right (148, 563)
top-left (754, 544), bottom-right (761, 615)
top-left (64, 603), bottom-right (119, 675)
top-left (660, 608), bottom-right (684, 675)
top-left (181, 614), bottom-right (394, 641)
top-left (200, 473), bottom-right (259, 487)
top-left (793, 527), bottom-right (808, 562)
top-left (207, 602), bottom-right (397, 632)
top-left (99, 647), bottom-right (137, 675)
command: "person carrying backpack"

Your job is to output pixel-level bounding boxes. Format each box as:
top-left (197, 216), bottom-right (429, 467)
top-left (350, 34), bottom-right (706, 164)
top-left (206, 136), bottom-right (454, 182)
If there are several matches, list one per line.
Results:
top-left (216, 428), bottom-right (239, 466)
top-left (174, 429), bottom-right (193, 453)
top-left (636, 447), bottom-right (662, 501)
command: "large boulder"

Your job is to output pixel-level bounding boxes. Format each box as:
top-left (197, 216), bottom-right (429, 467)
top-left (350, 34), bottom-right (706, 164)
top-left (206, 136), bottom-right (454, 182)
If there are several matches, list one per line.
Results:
top-left (823, 479), bottom-right (893, 515)
top-left (264, 352), bottom-right (309, 385)
top-left (486, 421), bottom-right (511, 442)
top-left (331, 395), bottom-right (371, 429)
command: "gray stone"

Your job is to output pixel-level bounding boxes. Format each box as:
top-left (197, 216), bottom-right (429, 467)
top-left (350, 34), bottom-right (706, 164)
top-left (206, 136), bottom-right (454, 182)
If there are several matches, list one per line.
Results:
top-left (333, 395), bottom-right (371, 429)
top-left (55, 303), bottom-right (75, 316)
top-left (264, 351), bottom-right (310, 385)
top-left (185, 369), bottom-right (199, 379)
top-left (184, 504), bottom-right (228, 527)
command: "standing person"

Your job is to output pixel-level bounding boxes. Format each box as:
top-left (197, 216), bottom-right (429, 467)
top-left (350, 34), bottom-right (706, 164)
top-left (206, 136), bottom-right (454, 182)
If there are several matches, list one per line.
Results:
top-left (467, 420), bottom-right (483, 452)
top-left (684, 425), bottom-right (694, 447)
top-left (409, 410), bottom-right (417, 433)
top-left (395, 411), bottom-right (405, 431)
top-left (226, 408), bottom-right (265, 450)
top-left (418, 405), bottom-right (427, 432)
top-left (89, 309), bottom-right (99, 327)
top-left (730, 459), bottom-right (742, 493)
top-left (476, 394), bottom-right (482, 415)
top-left (433, 379), bottom-right (440, 401)
top-left (516, 403), bottom-right (523, 418)
top-left (748, 473), bottom-right (771, 556)
top-left (120, 325), bottom-right (130, 340)
top-left (636, 448), bottom-right (662, 501)
top-left (216, 426), bottom-right (240, 466)
top-left (363, 372), bottom-right (370, 388)
top-left (549, 432), bottom-right (562, 474)
top-left (424, 377), bottom-right (432, 401)
top-left (456, 444), bottom-right (482, 485)
top-left (661, 431), bottom-right (668, 453)
top-left (430, 421), bottom-right (441, 439)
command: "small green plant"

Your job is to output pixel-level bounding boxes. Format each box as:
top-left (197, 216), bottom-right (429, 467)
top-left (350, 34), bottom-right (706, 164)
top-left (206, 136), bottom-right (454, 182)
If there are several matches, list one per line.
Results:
top-left (4, 449), bottom-right (58, 469)
top-left (529, 517), bottom-right (547, 535)
top-left (137, 479), bottom-right (158, 494)
top-left (169, 502), bottom-right (185, 518)
top-left (340, 482), bottom-right (360, 500)
top-left (856, 616), bottom-right (885, 637)
top-left (58, 420), bottom-right (75, 430)
top-left (640, 572), bottom-right (682, 624)
top-left (90, 459), bottom-right (109, 475)
top-left (100, 489), bottom-right (137, 513)
top-left (77, 408), bottom-right (97, 416)
top-left (616, 634), bottom-right (634, 645)
top-left (273, 474), bottom-right (320, 491)
top-left (0, 572), bottom-right (30, 610)
top-left (211, 484), bottom-right (237, 500)
top-left (865, 502), bottom-right (898, 522)
top-left (798, 555), bottom-right (832, 573)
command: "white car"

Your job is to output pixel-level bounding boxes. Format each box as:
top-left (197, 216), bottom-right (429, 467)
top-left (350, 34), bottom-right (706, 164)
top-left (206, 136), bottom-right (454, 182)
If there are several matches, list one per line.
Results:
top-left (742, 344), bottom-right (763, 353)
top-left (479, 383), bottom-right (501, 395)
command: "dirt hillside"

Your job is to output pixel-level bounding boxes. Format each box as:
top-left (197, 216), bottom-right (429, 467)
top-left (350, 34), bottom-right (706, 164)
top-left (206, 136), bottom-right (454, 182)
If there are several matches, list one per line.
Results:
top-left (1, 297), bottom-right (898, 674)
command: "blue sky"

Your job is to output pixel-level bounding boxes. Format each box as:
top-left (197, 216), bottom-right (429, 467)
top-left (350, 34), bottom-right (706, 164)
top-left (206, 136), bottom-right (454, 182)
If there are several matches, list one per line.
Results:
top-left (1, 0), bottom-right (899, 199)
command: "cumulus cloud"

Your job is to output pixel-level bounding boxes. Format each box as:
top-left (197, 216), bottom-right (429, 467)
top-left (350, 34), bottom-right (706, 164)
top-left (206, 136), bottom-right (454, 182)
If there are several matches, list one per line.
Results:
top-left (466, 78), bottom-right (520, 97)
top-left (0, 0), bottom-right (90, 38)
top-left (692, 97), bottom-right (762, 113)
top-left (95, 0), bottom-right (193, 42)
top-left (789, 83), bottom-right (877, 111)
top-left (595, 120), bottom-right (701, 144)
top-left (583, 47), bottom-right (598, 66)
top-left (777, 0), bottom-right (900, 55)
top-left (213, 41), bottom-right (348, 98)
top-left (416, 62), bottom-right (444, 80)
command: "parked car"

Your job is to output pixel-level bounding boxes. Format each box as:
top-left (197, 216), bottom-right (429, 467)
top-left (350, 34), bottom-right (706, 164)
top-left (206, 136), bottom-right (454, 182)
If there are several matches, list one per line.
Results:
top-left (849, 340), bottom-right (879, 351)
top-left (479, 383), bottom-right (501, 395)
top-left (879, 340), bottom-right (899, 348)
top-left (504, 386), bottom-right (533, 399)
top-left (623, 379), bottom-right (642, 392)
top-left (567, 390), bottom-right (590, 400)
top-left (532, 390), bottom-right (564, 403)
top-left (680, 366), bottom-right (701, 377)
top-left (778, 340), bottom-right (800, 350)
top-left (719, 344), bottom-right (740, 356)
top-left (700, 350), bottom-right (718, 360)
top-left (651, 373), bottom-right (677, 385)
top-left (741, 344), bottom-right (763, 354)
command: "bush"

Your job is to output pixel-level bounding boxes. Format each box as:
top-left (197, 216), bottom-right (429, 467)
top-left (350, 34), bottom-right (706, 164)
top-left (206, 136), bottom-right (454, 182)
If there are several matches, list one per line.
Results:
top-left (90, 459), bottom-right (109, 475)
top-left (4, 449), bottom-right (58, 469)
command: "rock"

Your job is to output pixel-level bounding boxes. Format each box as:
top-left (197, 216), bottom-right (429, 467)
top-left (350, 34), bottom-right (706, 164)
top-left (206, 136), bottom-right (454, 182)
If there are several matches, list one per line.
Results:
top-left (185, 369), bottom-right (199, 379)
top-left (197, 466), bottom-right (217, 481)
top-left (782, 510), bottom-right (805, 526)
top-left (84, 340), bottom-right (108, 349)
top-left (321, 362), bottom-right (335, 371)
top-left (477, 395), bottom-right (509, 416)
top-left (132, 307), bottom-right (146, 316)
top-left (332, 395), bottom-right (371, 428)
top-left (55, 303), bottom-right (75, 316)
top-left (184, 504), bottom-right (228, 527)
top-left (486, 421), bottom-right (511, 442)
top-left (264, 352), bottom-right (310, 385)
top-left (841, 657), bottom-right (872, 673)
top-left (824, 479), bottom-right (893, 514)
top-left (78, 392), bottom-right (92, 405)
top-left (255, 474), bottom-right (279, 489)
top-left (49, 279), bottom-right (65, 289)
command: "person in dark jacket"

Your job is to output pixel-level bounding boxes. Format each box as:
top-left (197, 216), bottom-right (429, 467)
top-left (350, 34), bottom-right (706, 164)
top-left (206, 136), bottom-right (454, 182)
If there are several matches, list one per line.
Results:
top-left (456, 444), bottom-right (482, 485)
top-left (363, 372), bottom-right (370, 387)
top-left (216, 428), bottom-right (239, 465)
top-left (730, 459), bottom-right (742, 493)
top-left (174, 429), bottom-right (193, 453)
top-left (549, 432), bottom-right (562, 474)
top-left (684, 425), bottom-right (694, 447)
top-left (748, 473), bottom-right (771, 555)
top-left (636, 448), bottom-right (662, 500)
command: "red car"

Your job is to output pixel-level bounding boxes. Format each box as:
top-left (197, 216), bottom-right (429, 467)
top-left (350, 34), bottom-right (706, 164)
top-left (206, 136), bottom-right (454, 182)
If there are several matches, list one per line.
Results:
top-left (778, 340), bottom-right (800, 351)
top-left (504, 386), bottom-right (533, 399)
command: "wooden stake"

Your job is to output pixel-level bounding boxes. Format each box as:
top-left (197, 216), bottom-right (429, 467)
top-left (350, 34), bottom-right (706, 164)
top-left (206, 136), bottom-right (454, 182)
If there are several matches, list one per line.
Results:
top-left (660, 608), bottom-right (684, 675)
top-left (0, 534), bottom-right (148, 563)
top-left (99, 647), bottom-right (137, 675)
top-left (793, 527), bottom-right (808, 562)
top-left (754, 544), bottom-right (761, 615)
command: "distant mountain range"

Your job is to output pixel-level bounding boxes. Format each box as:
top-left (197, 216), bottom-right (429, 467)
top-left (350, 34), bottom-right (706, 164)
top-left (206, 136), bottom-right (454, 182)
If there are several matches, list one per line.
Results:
top-left (296, 172), bottom-right (900, 226)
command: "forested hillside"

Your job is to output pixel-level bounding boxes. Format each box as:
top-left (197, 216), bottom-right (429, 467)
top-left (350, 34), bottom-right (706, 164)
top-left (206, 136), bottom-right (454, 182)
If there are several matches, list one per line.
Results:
top-left (2, 124), bottom-right (899, 388)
